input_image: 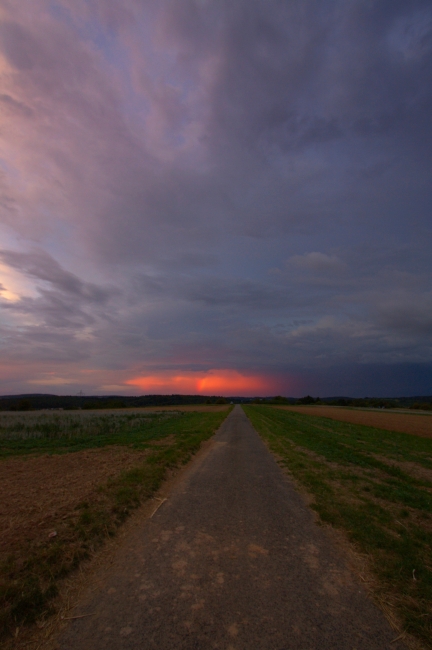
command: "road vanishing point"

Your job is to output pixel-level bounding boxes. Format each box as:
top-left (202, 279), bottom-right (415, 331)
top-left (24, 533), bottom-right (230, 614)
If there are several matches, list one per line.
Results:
top-left (58, 406), bottom-right (406, 650)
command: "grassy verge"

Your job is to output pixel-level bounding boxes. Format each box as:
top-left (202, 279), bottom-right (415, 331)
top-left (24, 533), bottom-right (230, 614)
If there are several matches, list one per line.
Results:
top-left (244, 405), bottom-right (432, 648)
top-left (0, 408), bottom-right (230, 638)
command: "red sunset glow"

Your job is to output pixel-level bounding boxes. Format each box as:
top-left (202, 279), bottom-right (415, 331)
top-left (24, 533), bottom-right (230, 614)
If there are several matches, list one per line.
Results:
top-left (126, 370), bottom-right (274, 396)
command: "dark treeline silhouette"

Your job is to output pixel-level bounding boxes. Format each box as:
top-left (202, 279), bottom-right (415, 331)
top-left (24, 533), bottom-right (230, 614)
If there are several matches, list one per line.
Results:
top-left (249, 395), bottom-right (432, 409)
top-left (290, 395), bottom-right (432, 410)
top-left (1, 393), bottom-right (431, 411)
top-left (0, 394), bottom-right (229, 411)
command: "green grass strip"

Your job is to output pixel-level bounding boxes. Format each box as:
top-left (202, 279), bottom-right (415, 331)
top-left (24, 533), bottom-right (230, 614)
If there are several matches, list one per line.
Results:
top-left (244, 405), bottom-right (432, 648)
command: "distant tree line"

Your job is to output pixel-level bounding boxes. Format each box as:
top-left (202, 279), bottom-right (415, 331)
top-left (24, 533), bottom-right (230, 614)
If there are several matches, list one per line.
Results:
top-left (245, 395), bottom-right (432, 409)
top-left (0, 394), bottom-right (230, 411)
top-left (409, 402), bottom-right (432, 411)
top-left (1, 393), bottom-right (432, 412)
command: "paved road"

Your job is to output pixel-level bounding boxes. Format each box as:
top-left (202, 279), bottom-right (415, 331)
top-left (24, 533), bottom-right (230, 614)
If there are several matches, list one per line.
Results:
top-left (58, 406), bottom-right (406, 650)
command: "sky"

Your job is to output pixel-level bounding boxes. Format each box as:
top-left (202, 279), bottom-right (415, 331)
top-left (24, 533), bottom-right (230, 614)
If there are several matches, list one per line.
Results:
top-left (0, 0), bottom-right (432, 398)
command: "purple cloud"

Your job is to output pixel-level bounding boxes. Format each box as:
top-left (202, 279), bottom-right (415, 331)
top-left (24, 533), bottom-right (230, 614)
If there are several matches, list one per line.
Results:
top-left (0, 0), bottom-right (431, 396)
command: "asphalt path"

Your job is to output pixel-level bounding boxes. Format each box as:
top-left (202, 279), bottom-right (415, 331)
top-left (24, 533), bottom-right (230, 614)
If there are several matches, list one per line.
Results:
top-left (58, 406), bottom-right (406, 650)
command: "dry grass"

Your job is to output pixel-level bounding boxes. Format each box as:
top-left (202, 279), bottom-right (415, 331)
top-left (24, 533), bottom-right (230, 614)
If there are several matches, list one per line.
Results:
top-left (0, 447), bottom-right (151, 568)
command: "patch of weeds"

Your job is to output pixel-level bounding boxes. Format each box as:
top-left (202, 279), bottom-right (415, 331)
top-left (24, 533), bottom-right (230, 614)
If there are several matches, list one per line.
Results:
top-left (0, 411), bottom-right (184, 457)
top-left (0, 408), bottom-right (231, 639)
top-left (244, 405), bottom-right (432, 649)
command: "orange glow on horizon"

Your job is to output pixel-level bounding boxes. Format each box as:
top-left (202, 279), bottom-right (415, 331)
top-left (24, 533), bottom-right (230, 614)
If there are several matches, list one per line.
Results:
top-left (126, 369), bottom-right (273, 396)
top-left (196, 370), bottom-right (265, 393)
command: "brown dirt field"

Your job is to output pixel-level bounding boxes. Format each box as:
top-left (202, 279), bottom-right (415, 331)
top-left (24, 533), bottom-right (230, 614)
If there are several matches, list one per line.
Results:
top-left (1, 434), bottom-right (222, 650)
top-left (0, 447), bottom-right (149, 565)
top-left (276, 406), bottom-right (432, 438)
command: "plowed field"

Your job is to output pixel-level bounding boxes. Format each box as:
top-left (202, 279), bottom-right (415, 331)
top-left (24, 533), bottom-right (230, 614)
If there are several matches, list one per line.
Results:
top-left (277, 405), bottom-right (432, 438)
top-left (0, 447), bottom-right (149, 566)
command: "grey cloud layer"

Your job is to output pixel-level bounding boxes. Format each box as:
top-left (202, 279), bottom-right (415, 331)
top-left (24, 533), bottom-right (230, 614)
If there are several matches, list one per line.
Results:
top-left (0, 0), bottom-right (431, 395)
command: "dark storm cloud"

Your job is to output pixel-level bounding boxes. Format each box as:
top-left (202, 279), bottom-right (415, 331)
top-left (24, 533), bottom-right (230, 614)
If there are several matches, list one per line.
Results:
top-left (135, 272), bottom-right (288, 309)
top-left (0, 0), bottom-right (431, 395)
